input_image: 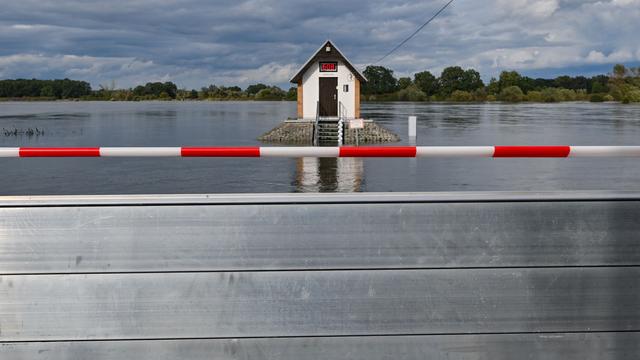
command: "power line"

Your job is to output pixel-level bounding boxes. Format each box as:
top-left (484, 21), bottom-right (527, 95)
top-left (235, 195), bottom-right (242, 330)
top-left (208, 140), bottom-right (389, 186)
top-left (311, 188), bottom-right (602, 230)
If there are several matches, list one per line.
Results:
top-left (373, 0), bottom-right (455, 65)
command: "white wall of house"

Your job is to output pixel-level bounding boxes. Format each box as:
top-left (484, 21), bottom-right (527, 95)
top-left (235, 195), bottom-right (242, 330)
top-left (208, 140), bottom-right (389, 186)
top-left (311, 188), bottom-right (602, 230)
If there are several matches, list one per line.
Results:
top-left (301, 60), bottom-right (357, 119)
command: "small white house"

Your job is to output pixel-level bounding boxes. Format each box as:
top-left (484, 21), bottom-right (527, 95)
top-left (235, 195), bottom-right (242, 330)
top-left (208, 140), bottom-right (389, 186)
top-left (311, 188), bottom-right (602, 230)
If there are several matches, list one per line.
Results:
top-left (290, 40), bottom-right (367, 120)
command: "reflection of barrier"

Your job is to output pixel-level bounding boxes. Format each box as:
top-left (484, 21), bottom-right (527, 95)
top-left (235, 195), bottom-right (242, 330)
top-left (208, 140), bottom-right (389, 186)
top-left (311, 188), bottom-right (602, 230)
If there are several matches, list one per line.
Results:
top-left (2, 146), bottom-right (640, 158)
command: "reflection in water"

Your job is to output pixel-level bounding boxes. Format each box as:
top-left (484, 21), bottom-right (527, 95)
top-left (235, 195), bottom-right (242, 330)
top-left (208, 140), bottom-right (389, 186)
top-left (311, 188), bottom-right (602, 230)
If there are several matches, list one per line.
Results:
top-left (295, 157), bottom-right (364, 192)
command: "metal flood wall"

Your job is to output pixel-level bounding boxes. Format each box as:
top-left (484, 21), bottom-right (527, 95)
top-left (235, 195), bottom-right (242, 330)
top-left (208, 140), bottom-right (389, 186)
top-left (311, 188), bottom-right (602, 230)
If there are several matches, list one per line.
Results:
top-left (0, 192), bottom-right (639, 359)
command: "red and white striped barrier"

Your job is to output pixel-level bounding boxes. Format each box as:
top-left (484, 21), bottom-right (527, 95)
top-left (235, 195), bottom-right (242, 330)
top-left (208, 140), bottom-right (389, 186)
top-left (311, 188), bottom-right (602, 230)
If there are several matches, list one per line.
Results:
top-left (1, 146), bottom-right (640, 158)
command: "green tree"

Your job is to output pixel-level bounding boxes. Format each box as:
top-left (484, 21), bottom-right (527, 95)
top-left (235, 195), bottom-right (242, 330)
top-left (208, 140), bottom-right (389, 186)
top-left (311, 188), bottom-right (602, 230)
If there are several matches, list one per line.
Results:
top-left (132, 82), bottom-right (177, 99)
top-left (255, 86), bottom-right (286, 100)
top-left (163, 82), bottom-right (178, 98)
top-left (0, 79), bottom-right (91, 99)
top-left (397, 77), bottom-right (412, 90)
top-left (498, 71), bottom-right (523, 91)
top-left (462, 69), bottom-right (484, 91)
top-left (540, 88), bottom-right (563, 102)
top-left (40, 85), bottom-right (55, 97)
top-left (486, 78), bottom-right (500, 95)
top-left (622, 90), bottom-right (640, 103)
top-left (438, 67), bottom-right (484, 96)
top-left (553, 75), bottom-right (588, 91)
top-left (590, 78), bottom-right (608, 94)
top-left (396, 84), bottom-right (427, 101)
top-left (245, 83), bottom-right (268, 96)
top-left (554, 76), bottom-right (573, 89)
top-left (526, 91), bottom-right (543, 102)
top-left (449, 90), bottom-right (474, 102)
top-left (438, 66), bottom-right (466, 96)
top-left (517, 76), bottom-right (537, 93)
top-left (286, 87), bottom-right (297, 101)
top-left (533, 78), bottom-right (555, 90)
top-left (362, 66), bottom-right (398, 95)
top-left (472, 87), bottom-right (488, 101)
top-left (414, 71), bottom-right (439, 96)
top-left (613, 64), bottom-right (627, 79)
top-left (590, 82), bottom-right (609, 94)
top-left (498, 86), bottom-right (524, 102)
top-left (558, 88), bottom-right (577, 101)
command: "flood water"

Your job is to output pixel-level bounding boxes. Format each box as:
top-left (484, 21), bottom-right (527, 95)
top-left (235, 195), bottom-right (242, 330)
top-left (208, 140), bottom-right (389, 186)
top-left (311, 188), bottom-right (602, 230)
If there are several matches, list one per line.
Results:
top-left (1, 100), bottom-right (640, 195)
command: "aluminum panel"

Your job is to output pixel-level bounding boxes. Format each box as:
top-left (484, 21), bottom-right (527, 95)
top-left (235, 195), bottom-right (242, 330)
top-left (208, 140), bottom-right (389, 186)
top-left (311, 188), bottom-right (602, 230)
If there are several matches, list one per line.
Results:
top-left (1, 191), bottom-right (640, 206)
top-left (2, 333), bottom-right (639, 360)
top-left (1, 267), bottom-right (638, 341)
top-left (0, 201), bottom-right (639, 273)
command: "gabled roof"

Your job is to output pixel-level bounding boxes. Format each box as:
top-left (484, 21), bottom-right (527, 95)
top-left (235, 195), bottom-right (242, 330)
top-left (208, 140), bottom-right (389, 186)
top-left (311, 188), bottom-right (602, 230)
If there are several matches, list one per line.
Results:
top-left (289, 40), bottom-right (367, 84)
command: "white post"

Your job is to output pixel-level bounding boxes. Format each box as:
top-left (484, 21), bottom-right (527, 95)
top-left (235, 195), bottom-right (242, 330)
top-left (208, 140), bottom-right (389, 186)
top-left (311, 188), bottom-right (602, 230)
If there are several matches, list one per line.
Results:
top-left (408, 116), bottom-right (417, 139)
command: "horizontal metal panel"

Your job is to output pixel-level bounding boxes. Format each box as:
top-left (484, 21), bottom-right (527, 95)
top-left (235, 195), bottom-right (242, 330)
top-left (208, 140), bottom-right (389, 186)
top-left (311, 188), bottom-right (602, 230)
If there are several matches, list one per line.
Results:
top-left (1, 191), bottom-right (640, 206)
top-left (3, 333), bottom-right (640, 360)
top-left (1, 267), bottom-right (638, 341)
top-left (1, 201), bottom-right (639, 273)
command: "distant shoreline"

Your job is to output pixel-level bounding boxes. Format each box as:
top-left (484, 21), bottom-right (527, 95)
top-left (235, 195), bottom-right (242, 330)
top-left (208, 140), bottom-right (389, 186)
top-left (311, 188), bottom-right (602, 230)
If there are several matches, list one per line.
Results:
top-left (0, 97), bottom-right (624, 104)
top-left (0, 98), bottom-right (295, 103)
top-left (2, 64), bottom-right (639, 104)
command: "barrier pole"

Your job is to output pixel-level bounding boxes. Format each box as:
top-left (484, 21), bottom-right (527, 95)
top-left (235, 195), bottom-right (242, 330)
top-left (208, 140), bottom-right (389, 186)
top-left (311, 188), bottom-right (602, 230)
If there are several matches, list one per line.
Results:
top-left (2, 146), bottom-right (640, 158)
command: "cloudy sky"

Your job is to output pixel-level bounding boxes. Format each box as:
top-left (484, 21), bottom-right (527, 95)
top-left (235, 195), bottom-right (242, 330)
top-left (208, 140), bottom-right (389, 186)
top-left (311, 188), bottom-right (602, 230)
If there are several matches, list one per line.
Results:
top-left (1, 0), bottom-right (639, 89)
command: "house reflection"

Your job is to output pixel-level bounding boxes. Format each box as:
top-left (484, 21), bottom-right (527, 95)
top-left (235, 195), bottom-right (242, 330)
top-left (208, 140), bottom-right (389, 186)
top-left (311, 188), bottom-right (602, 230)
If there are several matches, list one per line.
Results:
top-left (294, 157), bottom-right (364, 192)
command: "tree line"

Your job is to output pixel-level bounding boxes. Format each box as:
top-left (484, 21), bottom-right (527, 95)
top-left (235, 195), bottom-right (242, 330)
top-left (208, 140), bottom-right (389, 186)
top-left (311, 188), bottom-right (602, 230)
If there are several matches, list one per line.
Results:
top-left (361, 64), bottom-right (639, 103)
top-left (0, 79), bottom-right (297, 101)
top-left (1, 63), bottom-right (640, 103)
top-left (94, 82), bottom-right (297, 101)
top-left (0, 79), bottom-right (92, 99)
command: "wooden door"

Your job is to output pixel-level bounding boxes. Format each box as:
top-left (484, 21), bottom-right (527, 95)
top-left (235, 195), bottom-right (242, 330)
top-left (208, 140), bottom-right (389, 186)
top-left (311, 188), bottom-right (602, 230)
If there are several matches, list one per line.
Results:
top-left (319, 77), bottom-right (338, 117)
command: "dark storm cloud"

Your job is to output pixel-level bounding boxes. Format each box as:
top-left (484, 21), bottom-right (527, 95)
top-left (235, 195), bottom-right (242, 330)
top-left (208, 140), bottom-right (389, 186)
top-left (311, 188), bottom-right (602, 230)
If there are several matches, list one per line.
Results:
top-left (0, 0), bottom-right (639, 88)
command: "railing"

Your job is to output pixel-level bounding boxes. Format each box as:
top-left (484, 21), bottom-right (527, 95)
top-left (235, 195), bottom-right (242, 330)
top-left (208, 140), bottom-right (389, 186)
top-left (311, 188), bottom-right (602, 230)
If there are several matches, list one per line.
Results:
top-left (313, 101), bottom-right (320, 146)
top-left (337, 102), bottom-right (345, 146)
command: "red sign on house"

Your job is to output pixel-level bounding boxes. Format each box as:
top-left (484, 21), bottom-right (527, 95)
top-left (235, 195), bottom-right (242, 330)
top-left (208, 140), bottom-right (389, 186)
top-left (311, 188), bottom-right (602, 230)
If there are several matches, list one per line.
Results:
top-left (319, 62), bottom-right (337, 72)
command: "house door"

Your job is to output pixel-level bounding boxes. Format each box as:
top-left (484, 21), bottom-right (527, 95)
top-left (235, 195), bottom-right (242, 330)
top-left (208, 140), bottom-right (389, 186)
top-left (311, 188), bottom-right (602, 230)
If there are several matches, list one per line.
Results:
top-left (319, 77), bottom-right (338, 117)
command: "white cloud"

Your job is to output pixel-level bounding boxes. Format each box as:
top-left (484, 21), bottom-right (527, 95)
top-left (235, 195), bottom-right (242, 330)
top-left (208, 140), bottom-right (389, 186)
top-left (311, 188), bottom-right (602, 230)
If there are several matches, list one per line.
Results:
top-left (612, 0), bottom-right (639, 6)
top-left (221, 63), bottom-right (299, 84)
top-left (585, 49), bottom-right (635, 63)
top-left (0, 53), bottom-right (300, 89)
top-left (0, 53), bottom-right (158, 87)
top-left (468, 46), bottom-right (640, 73)
top-left (11, 24), bottom-right (40, 30)
top-left (496, 0), bottom-right (559, 18)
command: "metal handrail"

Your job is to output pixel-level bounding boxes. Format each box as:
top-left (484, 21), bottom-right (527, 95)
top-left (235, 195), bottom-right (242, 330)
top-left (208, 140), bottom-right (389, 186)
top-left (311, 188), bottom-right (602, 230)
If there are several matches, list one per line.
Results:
top-left (337, 102), bottom-right (345, 146)
top-left (313, 101), bottom-right (319, 146)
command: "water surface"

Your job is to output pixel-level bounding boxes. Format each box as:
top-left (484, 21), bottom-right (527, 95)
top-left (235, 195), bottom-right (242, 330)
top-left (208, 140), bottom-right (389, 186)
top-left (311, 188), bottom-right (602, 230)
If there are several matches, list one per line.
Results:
top-left (1, 101), bottom-right (640, 194)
